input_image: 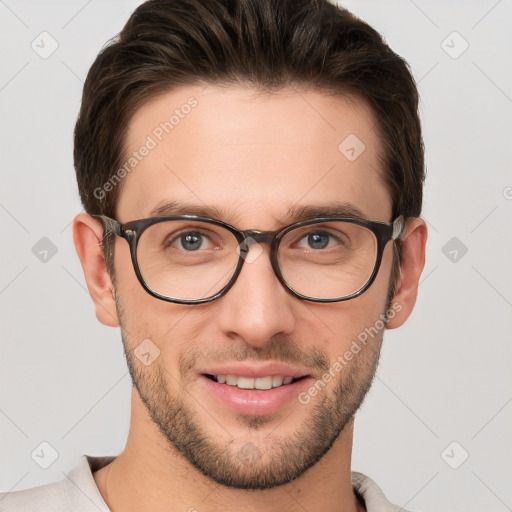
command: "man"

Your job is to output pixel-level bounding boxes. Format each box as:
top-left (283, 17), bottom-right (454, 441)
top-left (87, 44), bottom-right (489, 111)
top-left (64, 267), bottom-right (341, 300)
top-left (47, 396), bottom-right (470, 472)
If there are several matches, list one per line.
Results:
top-left (1, 0), bottom-right (427, 510)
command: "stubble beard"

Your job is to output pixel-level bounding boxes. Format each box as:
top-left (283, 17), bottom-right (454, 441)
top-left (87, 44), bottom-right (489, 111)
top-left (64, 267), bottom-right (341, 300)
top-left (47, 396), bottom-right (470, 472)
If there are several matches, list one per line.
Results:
top-left (116, 302), bottom-right (384, 490)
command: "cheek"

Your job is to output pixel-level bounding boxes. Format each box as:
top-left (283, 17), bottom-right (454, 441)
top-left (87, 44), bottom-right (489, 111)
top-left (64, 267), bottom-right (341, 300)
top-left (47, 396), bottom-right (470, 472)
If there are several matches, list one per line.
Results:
top-left (113, 238), bottom-right (171, 324)
top-left (111, 240), bottom-right (214, 373)
top-left (307, 302), bottom-right (383, 358)
top-left (112, 256), bottom-right (209, 371)
top-left (305, 246), bottom-right (394, 359)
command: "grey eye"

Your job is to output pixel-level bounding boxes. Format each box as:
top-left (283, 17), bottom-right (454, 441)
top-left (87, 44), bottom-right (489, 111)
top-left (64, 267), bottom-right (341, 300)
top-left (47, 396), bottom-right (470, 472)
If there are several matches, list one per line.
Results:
top-left (178, 232), bottom-right (206, 251)
top-left (306, 232), bottom-right (330, 249)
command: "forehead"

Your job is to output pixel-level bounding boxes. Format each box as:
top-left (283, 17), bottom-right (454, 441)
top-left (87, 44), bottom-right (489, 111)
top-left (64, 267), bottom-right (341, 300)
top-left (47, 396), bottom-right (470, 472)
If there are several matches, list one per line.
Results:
top-left (117, 85), bottom-right (392, 226)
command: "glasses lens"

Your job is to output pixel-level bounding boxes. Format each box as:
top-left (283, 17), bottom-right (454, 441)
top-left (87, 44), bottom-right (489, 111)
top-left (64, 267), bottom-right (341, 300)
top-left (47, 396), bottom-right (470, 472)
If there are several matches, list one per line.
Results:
top-left (277, 221), bottom-right (378, 300)
top-left (136, 220), bottom-right (240, 301)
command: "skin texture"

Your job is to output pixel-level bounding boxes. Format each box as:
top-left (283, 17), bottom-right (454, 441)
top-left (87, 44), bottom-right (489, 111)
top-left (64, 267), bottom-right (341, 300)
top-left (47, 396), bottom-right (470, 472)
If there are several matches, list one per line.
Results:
top-left (73, 85), bottom-right (427, 512)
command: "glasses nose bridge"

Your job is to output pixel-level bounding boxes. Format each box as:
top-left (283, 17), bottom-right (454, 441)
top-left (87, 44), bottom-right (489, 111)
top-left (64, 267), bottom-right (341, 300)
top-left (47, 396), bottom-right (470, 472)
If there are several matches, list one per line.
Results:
top-left (234, 229), bottom-right (283, 295)
top-left (239, 229), bottom-right (275, 250)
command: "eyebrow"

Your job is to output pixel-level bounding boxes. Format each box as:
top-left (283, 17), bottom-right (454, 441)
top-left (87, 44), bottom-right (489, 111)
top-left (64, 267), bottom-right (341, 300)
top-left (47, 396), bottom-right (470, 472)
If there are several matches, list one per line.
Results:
top-left (148, 200), bottom-right (368, 224)
top-left (283, 203), bottom-right (367, 222)
top-left (149, 201), bottom-right (226, 219)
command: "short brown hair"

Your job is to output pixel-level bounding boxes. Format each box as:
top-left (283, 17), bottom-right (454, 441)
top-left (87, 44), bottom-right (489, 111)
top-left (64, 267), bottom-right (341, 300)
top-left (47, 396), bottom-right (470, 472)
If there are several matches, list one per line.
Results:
top-left (74, 0), bottom-right (425, 289)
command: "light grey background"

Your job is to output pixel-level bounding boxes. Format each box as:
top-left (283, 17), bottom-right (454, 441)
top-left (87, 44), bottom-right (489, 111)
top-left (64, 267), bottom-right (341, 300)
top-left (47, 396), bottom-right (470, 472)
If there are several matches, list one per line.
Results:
top-left (1, 1), bottom-right (511, 511)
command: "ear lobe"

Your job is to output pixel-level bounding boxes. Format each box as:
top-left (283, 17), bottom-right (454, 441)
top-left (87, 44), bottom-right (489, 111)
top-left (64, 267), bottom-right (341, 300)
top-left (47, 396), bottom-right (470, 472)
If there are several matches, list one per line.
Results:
top-left (72, 213), bottom-right (120, 327)
top-left (386, 217), bottom-right (428, 330)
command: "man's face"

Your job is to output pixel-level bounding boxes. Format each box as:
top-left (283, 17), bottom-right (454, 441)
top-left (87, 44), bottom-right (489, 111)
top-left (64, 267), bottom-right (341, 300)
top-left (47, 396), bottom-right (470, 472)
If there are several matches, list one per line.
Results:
top-left (112, 85), bottom-right (395, 489)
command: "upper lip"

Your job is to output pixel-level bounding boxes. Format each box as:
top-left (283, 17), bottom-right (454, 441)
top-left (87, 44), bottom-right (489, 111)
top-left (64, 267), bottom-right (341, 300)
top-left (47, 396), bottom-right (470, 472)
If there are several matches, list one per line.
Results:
top-left (198, 362), bottom-right (310, 379)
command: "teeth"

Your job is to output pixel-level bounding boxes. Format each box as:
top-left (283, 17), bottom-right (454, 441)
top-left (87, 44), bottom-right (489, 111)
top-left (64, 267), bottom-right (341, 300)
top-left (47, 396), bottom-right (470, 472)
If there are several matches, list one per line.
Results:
top-left (272, 375), bottom-right (284, 387)
top-left (213, 374), bottom-right (298, 389)
top-left (225, 375), bottom-right (238, 386)
top-left (255, 376), bottom-right (273, 389)
top-left (237, 376), bottom-right (255, 389)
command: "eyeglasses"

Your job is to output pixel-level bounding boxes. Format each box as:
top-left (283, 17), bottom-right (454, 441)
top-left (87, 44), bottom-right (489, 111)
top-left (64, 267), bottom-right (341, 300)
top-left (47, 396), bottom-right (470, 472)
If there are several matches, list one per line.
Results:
top-left (93, 214), bottom-right (405, 305)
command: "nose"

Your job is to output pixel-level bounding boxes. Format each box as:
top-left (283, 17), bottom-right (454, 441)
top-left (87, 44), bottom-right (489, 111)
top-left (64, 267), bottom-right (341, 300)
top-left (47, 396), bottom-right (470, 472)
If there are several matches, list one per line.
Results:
top-left (216, 244), bottom-right (297, 348)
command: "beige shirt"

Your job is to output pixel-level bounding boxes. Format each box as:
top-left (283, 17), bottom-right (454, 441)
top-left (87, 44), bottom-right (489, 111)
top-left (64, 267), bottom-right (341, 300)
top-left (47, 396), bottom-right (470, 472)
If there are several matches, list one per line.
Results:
top-left (0, 455), bottom-right (411, 511)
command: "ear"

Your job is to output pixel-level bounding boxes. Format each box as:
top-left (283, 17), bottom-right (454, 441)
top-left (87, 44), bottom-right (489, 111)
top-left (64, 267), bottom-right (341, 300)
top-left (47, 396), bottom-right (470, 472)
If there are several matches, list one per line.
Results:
top-left (386, 217), bottom-right (428, 329)
top-left (72, 213), bottom-right (120, 327)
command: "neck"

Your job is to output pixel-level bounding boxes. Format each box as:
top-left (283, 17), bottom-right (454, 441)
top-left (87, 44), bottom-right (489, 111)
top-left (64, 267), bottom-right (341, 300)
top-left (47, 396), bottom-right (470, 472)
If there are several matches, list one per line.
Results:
top-left (93, 388), bottom-right (365, 512)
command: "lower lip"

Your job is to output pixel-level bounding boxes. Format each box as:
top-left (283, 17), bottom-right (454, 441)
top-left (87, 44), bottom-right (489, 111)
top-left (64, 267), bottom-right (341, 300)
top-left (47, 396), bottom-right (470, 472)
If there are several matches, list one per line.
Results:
top-left (199, 375), bottom-right (312, 416)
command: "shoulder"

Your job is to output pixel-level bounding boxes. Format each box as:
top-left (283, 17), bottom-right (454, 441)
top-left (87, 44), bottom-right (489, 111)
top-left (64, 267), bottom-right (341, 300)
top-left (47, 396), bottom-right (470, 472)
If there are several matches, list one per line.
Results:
top-left (0, 479), bottom-right (67, 511)
top-left (0, 454), bottom-right (114, 512)
top-left (351, 471), bottom-right (413, 512)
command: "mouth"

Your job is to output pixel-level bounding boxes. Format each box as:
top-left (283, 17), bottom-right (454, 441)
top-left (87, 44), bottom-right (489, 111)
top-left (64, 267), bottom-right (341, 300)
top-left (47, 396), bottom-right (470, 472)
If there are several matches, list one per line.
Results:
top-left (199, 371), bottom-right (313, 416)
top-left (203, 373), bottom-right (307, 390)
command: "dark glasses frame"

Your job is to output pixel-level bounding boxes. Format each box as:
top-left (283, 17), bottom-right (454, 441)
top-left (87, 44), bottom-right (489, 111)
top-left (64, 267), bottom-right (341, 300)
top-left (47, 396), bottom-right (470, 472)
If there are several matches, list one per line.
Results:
top-left (93, 214), bottom-right (405, 305)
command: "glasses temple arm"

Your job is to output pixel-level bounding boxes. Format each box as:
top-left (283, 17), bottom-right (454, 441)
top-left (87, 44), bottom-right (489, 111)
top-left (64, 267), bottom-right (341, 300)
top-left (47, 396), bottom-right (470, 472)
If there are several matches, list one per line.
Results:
top-left (392, 215), bottom-right (405, 240)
